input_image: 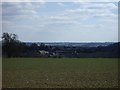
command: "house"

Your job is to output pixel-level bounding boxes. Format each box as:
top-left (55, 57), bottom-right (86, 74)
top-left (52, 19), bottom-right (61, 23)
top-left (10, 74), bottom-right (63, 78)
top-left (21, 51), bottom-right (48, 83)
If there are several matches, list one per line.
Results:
top-left (39, 50), bottom-right (49, 55)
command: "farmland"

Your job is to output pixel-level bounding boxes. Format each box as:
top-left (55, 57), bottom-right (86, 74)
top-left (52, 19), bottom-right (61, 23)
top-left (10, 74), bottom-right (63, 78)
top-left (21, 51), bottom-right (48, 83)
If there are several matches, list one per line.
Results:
top-left (2, 58), bottom-right (118, 88)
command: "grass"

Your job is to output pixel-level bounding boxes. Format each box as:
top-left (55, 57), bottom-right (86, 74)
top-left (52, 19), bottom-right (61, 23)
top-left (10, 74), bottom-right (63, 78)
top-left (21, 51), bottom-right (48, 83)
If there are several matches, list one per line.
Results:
top-left (2, 58), bottom-right (118, 88)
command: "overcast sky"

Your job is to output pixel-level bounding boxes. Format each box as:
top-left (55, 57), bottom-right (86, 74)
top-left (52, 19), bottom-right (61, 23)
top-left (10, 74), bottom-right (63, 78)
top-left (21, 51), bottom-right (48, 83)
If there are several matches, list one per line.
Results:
top-left (2, 2), bottom-right (118, 42)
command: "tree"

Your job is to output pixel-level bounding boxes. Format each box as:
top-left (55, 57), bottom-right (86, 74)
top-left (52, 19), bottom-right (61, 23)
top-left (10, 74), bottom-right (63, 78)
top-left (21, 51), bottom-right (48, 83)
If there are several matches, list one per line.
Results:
top-left (2, 32), bottom-right (19, 57)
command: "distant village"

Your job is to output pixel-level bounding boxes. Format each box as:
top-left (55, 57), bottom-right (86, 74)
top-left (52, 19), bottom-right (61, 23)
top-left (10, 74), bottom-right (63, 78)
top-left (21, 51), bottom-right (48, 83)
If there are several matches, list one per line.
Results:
top-left (29, 42), bottom-right (120, 58)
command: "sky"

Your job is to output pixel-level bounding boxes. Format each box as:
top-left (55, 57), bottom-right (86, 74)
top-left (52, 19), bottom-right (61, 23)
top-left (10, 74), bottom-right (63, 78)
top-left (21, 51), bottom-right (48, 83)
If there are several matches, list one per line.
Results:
top-left (1, 1), bottom-right (118, 42)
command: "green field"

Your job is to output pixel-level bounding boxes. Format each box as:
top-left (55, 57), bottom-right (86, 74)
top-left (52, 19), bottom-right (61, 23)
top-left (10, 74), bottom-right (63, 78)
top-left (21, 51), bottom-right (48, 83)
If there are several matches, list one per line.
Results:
top-left (2, 58), bottom-right (118, 88)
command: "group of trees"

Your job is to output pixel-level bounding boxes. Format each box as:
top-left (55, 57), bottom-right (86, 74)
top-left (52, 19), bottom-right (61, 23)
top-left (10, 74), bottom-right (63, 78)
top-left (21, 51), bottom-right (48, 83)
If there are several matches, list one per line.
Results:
top-left (2, 33), bottom-right (26, 57)
top-left (2, 32), bottom-right (120, 58)
top-left (2, 32), bottom-right (50, 57)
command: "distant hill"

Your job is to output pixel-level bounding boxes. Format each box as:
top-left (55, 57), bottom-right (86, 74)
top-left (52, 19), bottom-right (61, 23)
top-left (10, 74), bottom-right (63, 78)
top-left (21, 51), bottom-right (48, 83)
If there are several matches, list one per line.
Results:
top-left (25, 42), bottom-right (114, 47)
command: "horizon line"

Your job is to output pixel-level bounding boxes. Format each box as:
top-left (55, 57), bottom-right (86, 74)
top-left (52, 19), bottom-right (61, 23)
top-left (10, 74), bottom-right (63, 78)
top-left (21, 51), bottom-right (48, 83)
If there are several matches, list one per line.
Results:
top-left (22, 41), bottom-right (119, 43)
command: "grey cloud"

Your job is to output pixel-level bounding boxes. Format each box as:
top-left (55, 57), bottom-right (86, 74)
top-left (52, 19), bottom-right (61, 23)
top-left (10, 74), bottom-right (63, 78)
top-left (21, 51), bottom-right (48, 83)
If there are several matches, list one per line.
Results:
top-left (2, 2), bottom-right (44, 21)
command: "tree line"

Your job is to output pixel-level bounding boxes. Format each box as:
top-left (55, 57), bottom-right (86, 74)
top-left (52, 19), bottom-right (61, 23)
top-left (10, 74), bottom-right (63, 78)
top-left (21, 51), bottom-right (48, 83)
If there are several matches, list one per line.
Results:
top-left (2, 32), bottom-right (120, 58)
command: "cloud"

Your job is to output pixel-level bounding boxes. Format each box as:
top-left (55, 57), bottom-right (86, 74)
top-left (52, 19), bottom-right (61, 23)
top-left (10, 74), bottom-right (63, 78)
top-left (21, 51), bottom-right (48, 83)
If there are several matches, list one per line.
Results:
top-left (2, 2), bottom-right (46, 34)
top-left (2, 2), bottom-right (117, 23)
top-left (65, 3), bottom-right (117, 20)
top-left (30, 2), bottom-right (117, 32)
top-left (49, 15), bottom-right (70, 21)
top-left (2, 0), bottom-right (45, 2)
top-left (74, 0), bottom-right (119, 2)
top-left (1, 2), bottom-right (118, 42)
top-left (75, 2), bottom-right (117, 10)
top-left (2, 2), bottom-right (45, 21)
top-left (57, 2), bottom-right (65, 6)
top-left (2, 0), bottom-right (120, 2)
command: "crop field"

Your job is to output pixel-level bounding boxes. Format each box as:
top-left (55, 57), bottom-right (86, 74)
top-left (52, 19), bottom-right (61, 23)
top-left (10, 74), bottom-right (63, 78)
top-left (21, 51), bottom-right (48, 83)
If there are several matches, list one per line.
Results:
top-left (2, 58), bottom-right (118, 88)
